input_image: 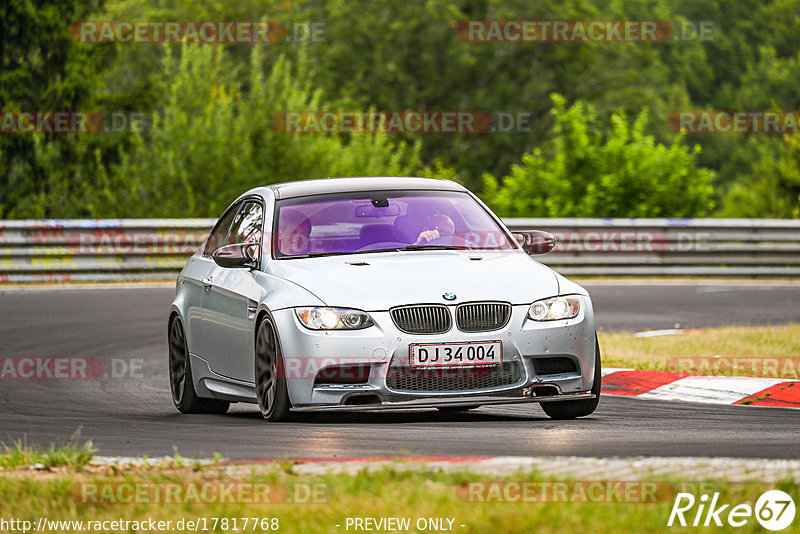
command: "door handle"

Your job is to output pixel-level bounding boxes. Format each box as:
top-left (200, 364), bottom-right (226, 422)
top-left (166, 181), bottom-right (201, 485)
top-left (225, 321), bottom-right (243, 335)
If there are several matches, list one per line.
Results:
top-left (202, 275), bottom-right (213, 290)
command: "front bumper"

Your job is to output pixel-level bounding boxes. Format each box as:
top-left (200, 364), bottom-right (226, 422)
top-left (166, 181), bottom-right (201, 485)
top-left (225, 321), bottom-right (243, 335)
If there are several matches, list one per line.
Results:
top-left (272, 296), bottom-right (597, 410)
top-left (291, 391), bottom-right (596, 412)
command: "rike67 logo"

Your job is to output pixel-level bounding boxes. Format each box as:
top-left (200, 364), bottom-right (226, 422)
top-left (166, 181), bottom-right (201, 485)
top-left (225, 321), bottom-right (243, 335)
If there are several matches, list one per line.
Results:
top-left (668, 490), bottom-right (796, 531)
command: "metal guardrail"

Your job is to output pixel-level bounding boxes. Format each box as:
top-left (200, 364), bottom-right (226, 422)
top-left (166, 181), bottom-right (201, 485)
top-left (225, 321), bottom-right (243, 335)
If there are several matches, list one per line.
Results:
top-left (0, 219), bottom-right (211, 283)
top-left (0, 218), bottom-right (799, 282)
top-left (505, 218), bottom-right (800, 277)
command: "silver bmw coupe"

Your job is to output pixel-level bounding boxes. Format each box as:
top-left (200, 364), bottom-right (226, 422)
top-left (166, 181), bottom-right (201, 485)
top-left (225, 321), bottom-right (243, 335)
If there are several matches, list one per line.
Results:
top-left (168, 177), bottom-right (601, 421)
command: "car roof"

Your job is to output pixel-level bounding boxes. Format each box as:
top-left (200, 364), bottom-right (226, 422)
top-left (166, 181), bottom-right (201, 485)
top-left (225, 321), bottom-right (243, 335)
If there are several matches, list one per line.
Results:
top-left (265, 177), bottom-right (466, 200)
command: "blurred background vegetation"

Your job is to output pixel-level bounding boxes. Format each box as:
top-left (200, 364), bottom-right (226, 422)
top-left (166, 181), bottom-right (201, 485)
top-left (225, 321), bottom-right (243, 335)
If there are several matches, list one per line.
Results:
top-left (1, 0), bottom-right (799, 218)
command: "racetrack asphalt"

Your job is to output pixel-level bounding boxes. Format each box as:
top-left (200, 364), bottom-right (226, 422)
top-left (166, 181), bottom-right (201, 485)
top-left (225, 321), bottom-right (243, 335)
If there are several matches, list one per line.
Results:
top-left (0, 283), bottom-right (798, 459)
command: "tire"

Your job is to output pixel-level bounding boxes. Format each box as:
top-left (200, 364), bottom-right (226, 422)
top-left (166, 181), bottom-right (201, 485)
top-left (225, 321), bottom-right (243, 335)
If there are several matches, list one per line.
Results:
top-left (541, 334), bottom-right (601, 420)
top-left (168, 316), bottom-right (230, 414)
top-left (437, 405), bottom-right (481, 412)
top-left (255, 316), bottom-right (292, 422)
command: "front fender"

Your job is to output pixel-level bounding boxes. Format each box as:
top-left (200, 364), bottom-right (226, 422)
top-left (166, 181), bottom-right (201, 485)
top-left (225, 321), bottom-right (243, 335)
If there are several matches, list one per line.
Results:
top-left (252, 270), bottom-right (326, 312)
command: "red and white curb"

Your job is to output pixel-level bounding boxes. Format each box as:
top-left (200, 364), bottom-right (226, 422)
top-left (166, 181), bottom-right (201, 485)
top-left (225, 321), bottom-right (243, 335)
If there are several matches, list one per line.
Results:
top-left (602, 368), bottom-right (800, 408)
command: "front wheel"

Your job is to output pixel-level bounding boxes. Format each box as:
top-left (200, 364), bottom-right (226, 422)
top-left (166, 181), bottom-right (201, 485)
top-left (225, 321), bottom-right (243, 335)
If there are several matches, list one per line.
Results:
top-left (255, 316), bottom-right (292, 422)
top-left (541, 334), bottom-right (601, 420)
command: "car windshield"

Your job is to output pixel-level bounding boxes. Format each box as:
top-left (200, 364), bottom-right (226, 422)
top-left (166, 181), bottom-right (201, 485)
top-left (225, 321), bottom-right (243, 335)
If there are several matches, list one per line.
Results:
top-left (273, 190), bottom-right (516, 258)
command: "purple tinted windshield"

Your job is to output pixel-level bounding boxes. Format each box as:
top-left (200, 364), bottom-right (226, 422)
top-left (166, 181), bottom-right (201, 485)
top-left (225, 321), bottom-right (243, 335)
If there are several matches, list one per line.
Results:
top-left (273, 190), bottom-right (516, 257)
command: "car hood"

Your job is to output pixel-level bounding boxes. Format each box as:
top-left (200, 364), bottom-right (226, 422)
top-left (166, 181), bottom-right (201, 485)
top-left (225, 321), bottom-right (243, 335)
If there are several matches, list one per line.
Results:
top-left (265, 251), bottom-right (561, 310)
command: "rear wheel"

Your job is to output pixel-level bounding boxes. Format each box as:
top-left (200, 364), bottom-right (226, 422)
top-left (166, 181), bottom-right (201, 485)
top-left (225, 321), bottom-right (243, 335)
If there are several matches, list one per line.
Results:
top-left (541, 334), bottom-right (601, 420)
top-left (255, 316), bottom-right (292, 422)
top-left (168, 316), bottom-right (229, 414)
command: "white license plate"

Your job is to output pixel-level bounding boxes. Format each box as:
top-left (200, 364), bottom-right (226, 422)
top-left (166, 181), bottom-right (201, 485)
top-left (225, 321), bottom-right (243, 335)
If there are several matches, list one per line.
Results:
top-left (409, 341), bottom-right (502, 368)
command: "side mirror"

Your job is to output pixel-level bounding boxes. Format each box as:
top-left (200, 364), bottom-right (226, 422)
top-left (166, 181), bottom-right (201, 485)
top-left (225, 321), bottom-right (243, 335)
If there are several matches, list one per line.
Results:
top-left (512, 230), bottom-right (557, 255)
top-left (212, 243), bottom-right (259, 268)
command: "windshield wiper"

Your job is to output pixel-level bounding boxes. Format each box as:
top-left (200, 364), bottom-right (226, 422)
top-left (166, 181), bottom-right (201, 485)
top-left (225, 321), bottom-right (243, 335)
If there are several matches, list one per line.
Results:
top-left (401, 245), bottom-right (470, 251)
top-left (285, 248), bottom-right (402, 259)
top-left (283, 245), bottom-right (471, 259)
top-left (283, 251), bottom-right (347, 259)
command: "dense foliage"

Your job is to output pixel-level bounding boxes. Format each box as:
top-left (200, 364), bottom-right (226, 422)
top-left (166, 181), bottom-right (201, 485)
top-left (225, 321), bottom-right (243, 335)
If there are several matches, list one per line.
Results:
top-left (482, 95), bottom-right (715, 217)
top-left (1, 0), bottom-right (798, 218)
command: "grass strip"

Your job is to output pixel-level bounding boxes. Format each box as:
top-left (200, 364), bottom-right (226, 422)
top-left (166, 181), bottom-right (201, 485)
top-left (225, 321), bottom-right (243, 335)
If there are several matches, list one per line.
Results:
top-left (599, 324), bottom-right (800, 379)
top-left (0, 464), bottom-right (797, 533)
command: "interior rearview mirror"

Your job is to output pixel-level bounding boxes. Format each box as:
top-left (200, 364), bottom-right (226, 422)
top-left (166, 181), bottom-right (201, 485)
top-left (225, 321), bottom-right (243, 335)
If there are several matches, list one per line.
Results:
top-left (355, 204), bottom-right (402, 217)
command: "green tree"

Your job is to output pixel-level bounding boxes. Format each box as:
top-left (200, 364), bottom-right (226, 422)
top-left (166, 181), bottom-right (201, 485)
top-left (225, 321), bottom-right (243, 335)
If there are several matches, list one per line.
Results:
top-left (0, 0), bottom-right (110, 217)
top-left (6, 0), bottom-right (800, 219)
top-left (661, 0), bottom-right (800, 206)
top-left (95, 45), bottom-right (420, 217)
top-left (720, 134), bottom-right (800, 218)
top-left (482, 94), bottom-right (715, 217)
top-left (299, 0), bottom-right (691, 190)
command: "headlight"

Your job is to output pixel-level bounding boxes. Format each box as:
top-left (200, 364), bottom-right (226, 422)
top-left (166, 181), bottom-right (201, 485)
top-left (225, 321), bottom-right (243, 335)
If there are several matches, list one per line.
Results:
top-left (528, 296), bottom-right (581, 321)
top-left (295, 307), bottom-right (374, 330)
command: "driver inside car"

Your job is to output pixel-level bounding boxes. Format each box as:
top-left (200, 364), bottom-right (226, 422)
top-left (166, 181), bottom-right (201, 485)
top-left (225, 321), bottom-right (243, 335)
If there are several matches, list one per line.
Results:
top-left (413, 213), bottom-right (455, 245)
top-left (278, 209), bottom-right (312, 255)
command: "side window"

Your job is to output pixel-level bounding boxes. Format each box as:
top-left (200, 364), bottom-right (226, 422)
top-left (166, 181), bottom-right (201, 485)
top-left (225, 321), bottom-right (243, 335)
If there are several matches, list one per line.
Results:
top-left (203, 203), bottom-right (240, 257)
top-left (227, 201), bottom-right (264, 246)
